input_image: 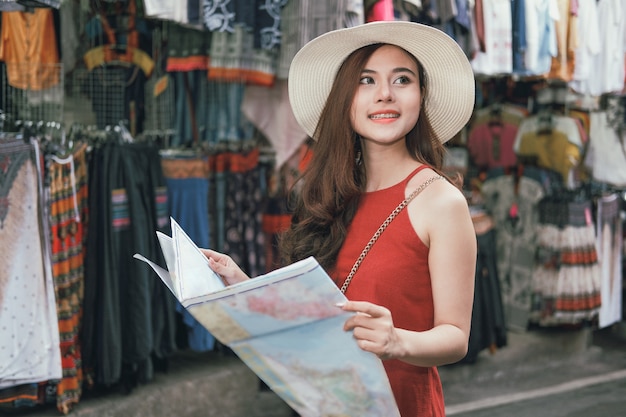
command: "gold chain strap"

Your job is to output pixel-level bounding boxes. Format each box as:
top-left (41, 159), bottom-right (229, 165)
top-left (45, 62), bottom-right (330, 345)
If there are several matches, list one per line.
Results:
top-left (340, 176), bottom-right (444, 294)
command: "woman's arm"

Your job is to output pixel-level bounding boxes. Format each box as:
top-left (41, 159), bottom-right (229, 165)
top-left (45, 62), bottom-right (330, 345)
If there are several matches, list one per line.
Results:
top-left (341, 180), bottom-right (477, 367)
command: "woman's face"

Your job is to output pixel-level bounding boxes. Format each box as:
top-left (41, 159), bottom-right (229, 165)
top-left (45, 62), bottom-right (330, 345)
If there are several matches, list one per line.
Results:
top-left (350, 44), bottom-right (423, 147)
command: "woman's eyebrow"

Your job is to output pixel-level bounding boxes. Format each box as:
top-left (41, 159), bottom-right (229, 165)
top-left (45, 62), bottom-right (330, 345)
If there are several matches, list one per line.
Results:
top-left (360, 67), bottom-right (417, 76)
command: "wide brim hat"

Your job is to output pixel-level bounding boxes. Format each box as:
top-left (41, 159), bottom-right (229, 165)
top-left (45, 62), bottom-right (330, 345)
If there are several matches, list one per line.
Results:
top-left (288, 21), bottom-right (475, 143)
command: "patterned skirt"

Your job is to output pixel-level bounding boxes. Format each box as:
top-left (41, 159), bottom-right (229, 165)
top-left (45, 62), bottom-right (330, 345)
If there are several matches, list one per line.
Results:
top-left (530, 199), bottom-right (602, 326)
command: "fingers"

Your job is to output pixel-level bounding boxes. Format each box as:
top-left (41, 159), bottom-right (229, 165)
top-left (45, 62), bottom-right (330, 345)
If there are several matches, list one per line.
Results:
top-left (353, 338), bottom-right (392, 361)
top-left (200, 249), bottom-right (234, 272)
top-left (342, 310), bottom-right (377, 332)
top-left (203, 253), bottom-right (250, 286)
top-left (207, 257), bottom-right (225, 274)
top-left (339, 301), bottom-right (396, 359)
top-left (339, 300), bottom-right (388, 319)
top-left (201, 249), bottom-right (228, 263)
top-left (340, 301), bottom-right (388, 333)
top-left (349, 322), bottom-right (393, 360)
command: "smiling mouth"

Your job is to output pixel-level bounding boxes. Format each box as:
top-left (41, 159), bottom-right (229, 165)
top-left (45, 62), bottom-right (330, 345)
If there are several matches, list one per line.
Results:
top-left (369, 113), bottom-right (399, 120)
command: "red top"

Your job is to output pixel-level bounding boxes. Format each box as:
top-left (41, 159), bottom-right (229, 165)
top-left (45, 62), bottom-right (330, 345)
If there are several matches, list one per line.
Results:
top-left (332, 165), bottom-right (445, 417)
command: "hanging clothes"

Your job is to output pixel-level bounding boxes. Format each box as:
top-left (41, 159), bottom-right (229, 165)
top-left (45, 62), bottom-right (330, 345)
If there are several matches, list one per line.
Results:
top-left (520, 0), bottom-right (558, 76)
top-left (46, 143), bottom-right (89, 414)
top-left (547, 0), bottom-right (577, 82)
top-left (16, 0), bottom-right (61, 8)
top-left (164, 21), bottom-right (211, 72)
top-left (530, 194), bottom-right (601, 326)
top-left (82, 140), bottom-right (177, 389)
top-left (511, 0), bottom-right (527, 74)
top-left (471, 0), bottom-right (513, 76)
top-left (570, 0), bottom-right (601, 94)
top-left (515, 121), bottom-right (581, 187)
top-left (276, 0), bottom-right (361, 80)
top-left (83, 0), bottom-right (154, 76)
top-left (160, 152), bottom-right (216, 352)
top-left (570, 0), bottom-right (625, 96)
top-left (171, 70), bottom-right (205, 147)
top-left (481, 167), bottom-right (546, 330)
top-left (468, 105), bottom-right (521, 170)
top-left (207, 26), bottom-right (274, 86)
top-left (461, 213), bottom-right (507, 363)
top-left (584, 109), bottom-right (626, 188)
top-left (241, 79), bottom-right (308, 169)
top-left (0, 8), bottom-right (60, 90)
top-left (596, 192), bottom-right (623, 328)
top-left (0, 138), bottom-right (62, 392)
top-left (514, 112), bottom-right (585, 154)
top-left (82, 0), bottom-right (153, 135)
top-left (513, 111), bottom-right (584, 188)
top-left (216, 148), bottom-right (266, 278)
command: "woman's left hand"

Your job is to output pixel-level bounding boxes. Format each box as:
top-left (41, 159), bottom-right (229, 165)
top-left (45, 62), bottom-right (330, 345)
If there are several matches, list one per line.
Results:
top-left (200, 249), bottom-right (250, 286)
top-left (340, 301), bottom-right (404, 360)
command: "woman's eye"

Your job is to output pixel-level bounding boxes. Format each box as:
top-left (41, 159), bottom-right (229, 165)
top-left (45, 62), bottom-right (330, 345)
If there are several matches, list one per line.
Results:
top-left (394, 75), bottom-right (411, 85)
top-left (359, 76), bottom-right (374, 85)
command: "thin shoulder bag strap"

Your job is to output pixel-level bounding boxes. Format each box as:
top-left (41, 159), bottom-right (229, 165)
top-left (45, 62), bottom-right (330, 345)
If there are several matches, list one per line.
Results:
top-left (340, 175), bottom-right (444, 294)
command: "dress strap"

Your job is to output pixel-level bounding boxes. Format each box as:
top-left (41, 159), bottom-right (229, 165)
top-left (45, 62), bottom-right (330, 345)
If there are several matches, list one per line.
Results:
top-left (402, 164), bottom-right (432, 185)
top-left (341, 174), bottom-right (444, 294)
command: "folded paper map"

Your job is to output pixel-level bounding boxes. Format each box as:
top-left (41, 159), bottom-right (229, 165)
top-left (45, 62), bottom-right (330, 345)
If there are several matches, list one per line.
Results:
top-left (134, 217), bottom-right (400, 417)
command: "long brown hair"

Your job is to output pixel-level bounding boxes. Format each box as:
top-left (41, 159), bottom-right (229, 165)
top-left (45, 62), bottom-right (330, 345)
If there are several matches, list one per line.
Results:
top-left (279, 43), bottom-right (448, 270)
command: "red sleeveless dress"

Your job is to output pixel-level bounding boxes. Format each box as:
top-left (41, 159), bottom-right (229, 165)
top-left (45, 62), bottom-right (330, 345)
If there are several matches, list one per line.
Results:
top-left (331, 165), bottom-right (445, 417)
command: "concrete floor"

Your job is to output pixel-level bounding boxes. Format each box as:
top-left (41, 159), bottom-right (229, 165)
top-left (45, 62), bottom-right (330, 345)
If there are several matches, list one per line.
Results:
top-left (2, 324), bottom-right (625, 417)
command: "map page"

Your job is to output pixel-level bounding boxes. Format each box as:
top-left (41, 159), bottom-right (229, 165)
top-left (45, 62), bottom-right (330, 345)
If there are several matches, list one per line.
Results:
top-left (134, 218), bottom-right (400, 417)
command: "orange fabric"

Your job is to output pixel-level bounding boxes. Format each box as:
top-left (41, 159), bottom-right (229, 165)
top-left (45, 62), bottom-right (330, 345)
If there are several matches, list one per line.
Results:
top-left (0, 9), bottom-right (60, 90)
top-left (298, 143), bottom-right (313, 172)
top-left (209, 149), bottom-right (260, 174)
top-left (261, 213), bottom-right (291, 234)
top-left (83, 45), bottom-right (155, 76)
top-left (48, 146), bottom-right (89, 415)
top-left (207, 66), bottom-right (275, 87)
top-left (166, 55), bottom-right (209, 72)
top-left (555, 294), bottom-right (602, 312)
top-left (548, 0), bottom-right (577, 81)
top-left (83, 1), bottom-right (155, 76)
top-left (161, 157), bottom-right (210, 179)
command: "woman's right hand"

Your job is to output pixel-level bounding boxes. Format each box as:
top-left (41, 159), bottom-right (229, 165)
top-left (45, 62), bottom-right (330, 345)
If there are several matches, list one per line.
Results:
top-left (200, 249), bottom-right (250, 286)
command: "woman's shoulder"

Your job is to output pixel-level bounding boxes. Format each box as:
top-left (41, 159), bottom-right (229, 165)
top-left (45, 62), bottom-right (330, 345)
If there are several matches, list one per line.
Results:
top-left (405, 166), bottom-right (464, 199)
top-left (405, 168), bottom-right (471, 241)
top-left (418, 178), bottom-right (476, 254)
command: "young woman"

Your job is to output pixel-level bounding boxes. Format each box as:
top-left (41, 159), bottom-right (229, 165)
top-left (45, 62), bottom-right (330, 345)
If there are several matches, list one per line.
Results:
top-left (203, 21), bottom-right (477, 417)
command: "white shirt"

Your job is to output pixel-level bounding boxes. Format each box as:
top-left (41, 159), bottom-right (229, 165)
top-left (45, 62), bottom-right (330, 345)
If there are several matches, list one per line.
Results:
top-left (573, 0), bottom-right (626, 96)
top-left (471, 0), bottom-right (513, 75)
top-left (523, 0), bottom-right (559, 76)
top-left (585, 111), bottom-right (626, 187)
top-left (569, 0), bottom-right (601, 90)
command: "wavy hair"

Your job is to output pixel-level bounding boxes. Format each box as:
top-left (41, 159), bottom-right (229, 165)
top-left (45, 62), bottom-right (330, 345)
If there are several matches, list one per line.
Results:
top-left (279, 43), bottom-right (449, 271)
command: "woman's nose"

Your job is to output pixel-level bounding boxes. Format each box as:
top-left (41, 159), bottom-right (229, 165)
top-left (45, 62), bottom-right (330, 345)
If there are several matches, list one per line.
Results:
top-left (376, 83), bottom-right (393, 102)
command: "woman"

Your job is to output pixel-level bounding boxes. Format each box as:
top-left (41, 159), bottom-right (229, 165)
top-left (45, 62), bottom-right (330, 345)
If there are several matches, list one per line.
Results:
top-left (203, 21), bottom-right (477, 417)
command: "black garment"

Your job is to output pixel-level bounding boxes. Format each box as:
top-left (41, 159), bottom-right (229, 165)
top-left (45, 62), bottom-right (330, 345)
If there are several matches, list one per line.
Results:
top-left (462, 229), bottom-right (508, 363)
top-left (222, 164), bottom-right (265, 277)
top-left (83, 141), bottom-right (176, 387)
top-left (86, 66), bottom-right (146, 135)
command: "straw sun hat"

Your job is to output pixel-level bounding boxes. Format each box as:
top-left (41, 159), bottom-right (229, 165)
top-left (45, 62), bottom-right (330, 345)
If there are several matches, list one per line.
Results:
top-left (288, 21), bottom-right (475, 144)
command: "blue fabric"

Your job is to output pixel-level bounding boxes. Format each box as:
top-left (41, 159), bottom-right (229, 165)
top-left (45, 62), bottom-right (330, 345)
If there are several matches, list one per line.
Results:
top-left (166, 176), bottom-right (216, 352)
top-left (173, 71), bottom-right (206, 147)
top-left (512, 0), bottom-right (528, 73)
